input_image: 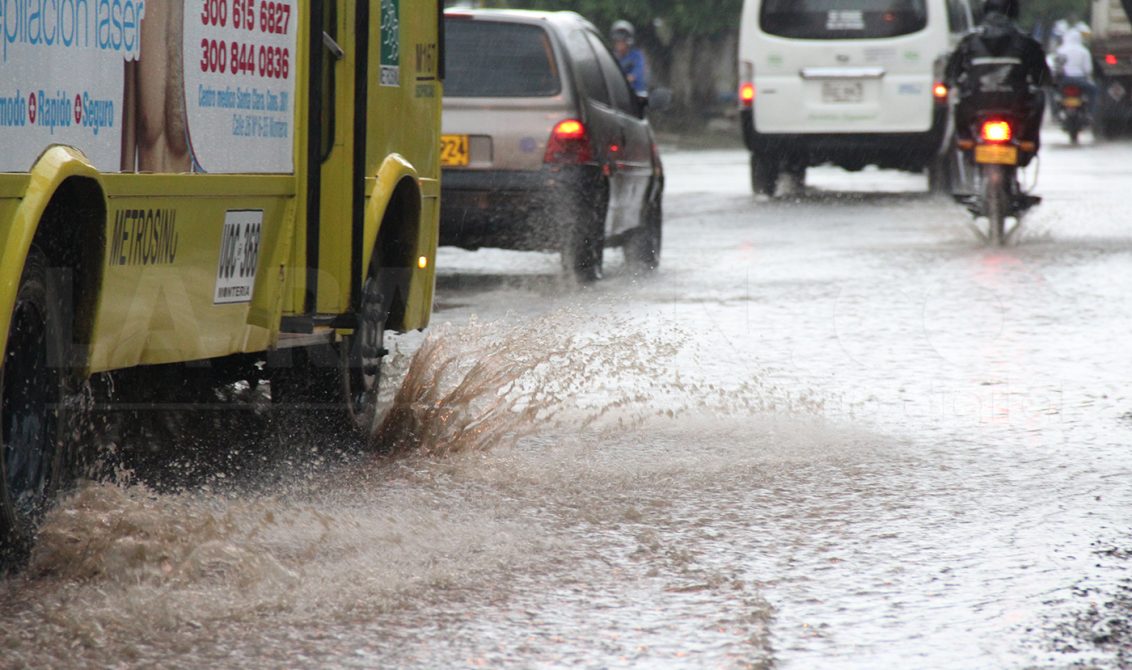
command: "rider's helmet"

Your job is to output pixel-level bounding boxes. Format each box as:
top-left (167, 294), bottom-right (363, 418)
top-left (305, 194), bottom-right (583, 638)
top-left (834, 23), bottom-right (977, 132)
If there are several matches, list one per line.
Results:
top-left (611, 20), bottom-right (635, 45)
top-left (983, 0), bottom-right (1020, 19)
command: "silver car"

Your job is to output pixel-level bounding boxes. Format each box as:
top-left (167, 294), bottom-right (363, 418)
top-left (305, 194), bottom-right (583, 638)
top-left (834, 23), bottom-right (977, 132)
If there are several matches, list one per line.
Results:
top-left (440, 9), bottom-right (665, 281)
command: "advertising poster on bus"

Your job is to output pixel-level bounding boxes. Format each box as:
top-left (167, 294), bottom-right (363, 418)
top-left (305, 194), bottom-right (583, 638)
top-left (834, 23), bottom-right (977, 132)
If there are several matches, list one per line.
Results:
top-left (0, 0), bottom-right (297, 174)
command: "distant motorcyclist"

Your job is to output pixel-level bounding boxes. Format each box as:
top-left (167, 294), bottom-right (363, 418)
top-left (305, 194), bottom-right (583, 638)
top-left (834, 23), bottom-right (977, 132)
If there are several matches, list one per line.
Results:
top-left (611, 20), bottom-right (648, 95)
top-left (945, 0), bottom-right (1052, 165)
top-left (1054, 30), bottom-right (1097, 114)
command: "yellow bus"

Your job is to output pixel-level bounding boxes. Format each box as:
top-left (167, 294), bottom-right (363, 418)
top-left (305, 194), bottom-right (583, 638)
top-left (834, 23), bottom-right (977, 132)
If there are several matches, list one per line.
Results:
top-left (0, 0), bottom-right (443, 560)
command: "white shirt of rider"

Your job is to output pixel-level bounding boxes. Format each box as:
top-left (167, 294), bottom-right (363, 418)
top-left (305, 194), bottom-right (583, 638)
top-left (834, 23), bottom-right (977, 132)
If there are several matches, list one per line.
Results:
top-left (1056, 31), bottom-right (1093, 79)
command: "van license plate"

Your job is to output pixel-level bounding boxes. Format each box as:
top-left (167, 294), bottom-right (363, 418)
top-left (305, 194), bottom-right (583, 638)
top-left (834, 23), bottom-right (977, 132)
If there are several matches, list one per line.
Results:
top-left (441, 135), bottom-right (470, 167)
top-left (821, 81), bottom-right (863, 104)
top-left (974, 144), bottom-right (1018, 165)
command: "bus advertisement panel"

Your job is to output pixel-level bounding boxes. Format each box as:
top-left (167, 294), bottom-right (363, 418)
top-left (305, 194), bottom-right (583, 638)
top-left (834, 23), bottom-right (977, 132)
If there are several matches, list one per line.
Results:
top-left (0, 0), bottom-right (298, 174)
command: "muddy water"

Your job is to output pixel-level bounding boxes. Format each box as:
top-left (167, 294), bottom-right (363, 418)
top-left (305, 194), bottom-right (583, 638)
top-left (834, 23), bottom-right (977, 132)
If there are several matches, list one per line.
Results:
top-left (3, 135), bottom-right (1132, 668)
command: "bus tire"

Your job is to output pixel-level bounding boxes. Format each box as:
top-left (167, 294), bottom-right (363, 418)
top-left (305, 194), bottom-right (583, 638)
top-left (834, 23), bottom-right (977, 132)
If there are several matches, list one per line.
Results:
top-left (340, 277), bottom-right (388, 436)
top-left (0, 248), bottom-right (70, 568)
top-left (269, 278), bottom-right (388, 441)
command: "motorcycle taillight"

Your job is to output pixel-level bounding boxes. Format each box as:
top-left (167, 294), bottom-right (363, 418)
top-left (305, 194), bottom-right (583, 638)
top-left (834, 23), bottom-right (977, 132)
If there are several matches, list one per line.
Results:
top-left (1062, 85), bottom-right (1082, 97)
top-left (980, 120), bottom-right (1013, 143)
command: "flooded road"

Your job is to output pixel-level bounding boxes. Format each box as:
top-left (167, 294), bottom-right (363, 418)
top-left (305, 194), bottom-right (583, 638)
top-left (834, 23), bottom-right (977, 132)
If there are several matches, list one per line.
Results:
top-left (3, 132), bottom-right (1132, 668)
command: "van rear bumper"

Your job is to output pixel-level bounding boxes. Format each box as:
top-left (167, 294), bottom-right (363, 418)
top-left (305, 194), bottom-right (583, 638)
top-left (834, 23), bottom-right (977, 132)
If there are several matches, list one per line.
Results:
top-left (439, 166), bottom-right (603, 251)
top-left (740, 107), bottom-right (949, 171)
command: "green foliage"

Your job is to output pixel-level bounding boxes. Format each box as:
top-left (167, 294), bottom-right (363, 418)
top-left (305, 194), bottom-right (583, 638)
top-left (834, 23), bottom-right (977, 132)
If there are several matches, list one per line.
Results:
top-left (1020, 0), bottom-right (1092, 25)
top-left (483, 0), bottom-right (743, 38)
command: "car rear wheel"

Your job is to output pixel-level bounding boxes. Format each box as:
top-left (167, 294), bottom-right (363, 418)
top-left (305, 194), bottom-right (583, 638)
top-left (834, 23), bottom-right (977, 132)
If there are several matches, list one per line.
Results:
top-left (625, 199), bottom-right (662, 274)
top-left (0, 248), bottom-right (70, 567)
top-left (563, 190), bottom-right (606, 282)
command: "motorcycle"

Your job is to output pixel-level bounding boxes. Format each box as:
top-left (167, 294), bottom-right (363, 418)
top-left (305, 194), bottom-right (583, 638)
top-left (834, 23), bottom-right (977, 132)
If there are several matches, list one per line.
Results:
top-left (954, 112), bottom-right (1041, 245)
top-left (1052, 80), bottom-right (1091, 145)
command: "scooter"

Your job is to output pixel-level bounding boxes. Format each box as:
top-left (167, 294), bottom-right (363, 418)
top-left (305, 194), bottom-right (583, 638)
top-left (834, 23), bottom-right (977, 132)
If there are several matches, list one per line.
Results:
top-left (953, 112), bottom-right (1041, 245)
top-left (1052, 80), bottom-right (1090, 145)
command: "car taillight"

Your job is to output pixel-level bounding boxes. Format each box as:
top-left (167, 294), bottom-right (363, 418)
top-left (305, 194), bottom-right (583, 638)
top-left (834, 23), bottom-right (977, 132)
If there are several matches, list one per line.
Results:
top-left (739, 60), bottom-right (755, 109)
top-left (1106, 53), bottom-right (1119, 66)
top-left (1062, 84), bottom-right (1082, 97)
top-left (739, 82), bottom-right (755, 107)
top-left (980, 119), bottom-right (1012, 143)
top-left (544, 119), bottom-right (592, 164)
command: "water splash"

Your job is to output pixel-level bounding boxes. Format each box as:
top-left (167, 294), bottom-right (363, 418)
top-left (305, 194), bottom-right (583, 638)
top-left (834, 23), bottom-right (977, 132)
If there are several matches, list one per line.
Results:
top-left (374, 309), bottom-right (688, 455)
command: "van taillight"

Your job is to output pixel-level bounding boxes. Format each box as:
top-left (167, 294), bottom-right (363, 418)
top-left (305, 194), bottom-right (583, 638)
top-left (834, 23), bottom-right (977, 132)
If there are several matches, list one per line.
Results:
top-left (544, 119), bottom-right (592, 164)
top-left (1106, 53), bottom-right (1118, 65)
top-left (739, 82), bottom-right (756, 107)
top-left (980, 119), bottom-right (1012, 143)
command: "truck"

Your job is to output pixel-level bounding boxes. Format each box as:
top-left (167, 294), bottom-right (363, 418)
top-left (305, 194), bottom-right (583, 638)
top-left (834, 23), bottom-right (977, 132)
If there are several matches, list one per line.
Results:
top-left (1091, 0), bottom-right (1132, 134)
top-left (0, 0), bottom-right (444, 562)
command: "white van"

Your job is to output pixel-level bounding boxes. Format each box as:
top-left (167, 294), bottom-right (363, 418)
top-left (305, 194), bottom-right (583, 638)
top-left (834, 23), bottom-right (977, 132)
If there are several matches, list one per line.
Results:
top-left (738, 0), bottom-right (978, 195)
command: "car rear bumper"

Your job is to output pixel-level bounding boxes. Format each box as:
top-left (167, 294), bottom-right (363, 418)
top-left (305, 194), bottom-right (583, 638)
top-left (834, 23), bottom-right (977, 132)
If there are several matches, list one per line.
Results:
top-left (740, 107), bottom-right (949, 171)
top-left (440, 166), bottom-right (603, 251)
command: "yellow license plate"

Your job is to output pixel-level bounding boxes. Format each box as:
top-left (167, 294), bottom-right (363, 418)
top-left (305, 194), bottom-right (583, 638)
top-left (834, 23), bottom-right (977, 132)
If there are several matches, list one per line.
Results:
top-left (440, 135), bottom-right (470, 167)
top-left (1063, 97), bottom-right (1083, 108)
top-left (974, 144), bottom-right (1018, 165)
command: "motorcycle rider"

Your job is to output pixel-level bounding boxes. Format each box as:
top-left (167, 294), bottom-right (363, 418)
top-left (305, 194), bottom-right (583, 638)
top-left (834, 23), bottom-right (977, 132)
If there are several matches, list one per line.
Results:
top-left (1053, 30), bottom-right (1097, 117)
top-left (945, 0), bottom-right (1052, 166)
top-left (611, 20), bottom-right (648, 96)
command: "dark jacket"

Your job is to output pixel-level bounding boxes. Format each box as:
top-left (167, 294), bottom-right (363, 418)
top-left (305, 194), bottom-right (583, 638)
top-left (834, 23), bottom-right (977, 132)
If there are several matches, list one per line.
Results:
top-left (945, 12), bottom-right (1052, 107)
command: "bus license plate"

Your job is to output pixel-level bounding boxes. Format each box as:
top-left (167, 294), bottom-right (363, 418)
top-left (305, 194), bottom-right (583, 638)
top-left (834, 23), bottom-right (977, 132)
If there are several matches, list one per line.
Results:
top-left (1063, 96), bottom-right (1083, 108)
top-left (974, 144), bottom-right (1018, 165)
top-left (441, 135), bottom-right (470, 167)
top-left (821, 81), bottom-right (863, 104)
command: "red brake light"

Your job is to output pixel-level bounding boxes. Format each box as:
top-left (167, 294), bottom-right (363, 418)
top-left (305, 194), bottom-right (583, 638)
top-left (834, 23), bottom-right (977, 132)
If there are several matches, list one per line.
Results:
top-left (1062, 84), bottom-right (1082, 97)
top-left (545, 119), bottom-right (592, 164)
top-left (739, 82), bottom-right (755, 107)
top-left (554, 119), bottom-right (584, 139)
top-left (1106, 53), bottom-right (1118, 66)
top-left (980, 120), bottom-right (1012, 143)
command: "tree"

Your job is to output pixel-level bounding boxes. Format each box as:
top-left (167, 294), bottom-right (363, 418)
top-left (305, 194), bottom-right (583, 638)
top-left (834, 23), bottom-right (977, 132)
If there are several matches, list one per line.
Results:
top-left (480, 0), bottom-right (744, 126)
top-left (1020, 0), bottom-right (1091, 32)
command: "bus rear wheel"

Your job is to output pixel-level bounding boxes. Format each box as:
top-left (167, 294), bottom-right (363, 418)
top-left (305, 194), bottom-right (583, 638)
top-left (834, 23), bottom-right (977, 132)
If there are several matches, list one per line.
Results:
top-left (269, 277), bottom-right (388, 440)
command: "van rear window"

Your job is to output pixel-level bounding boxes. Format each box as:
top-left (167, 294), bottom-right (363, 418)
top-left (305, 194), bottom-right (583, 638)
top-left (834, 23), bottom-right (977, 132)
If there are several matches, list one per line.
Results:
top-left (760, 0), bottom-right (928, 40)
top-left (444, 20), bottom-right (561, 97)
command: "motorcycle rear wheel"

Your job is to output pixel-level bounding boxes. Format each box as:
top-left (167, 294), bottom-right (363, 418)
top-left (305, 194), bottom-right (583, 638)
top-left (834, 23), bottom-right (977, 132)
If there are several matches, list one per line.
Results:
top-left (983, 165), bottom-right (1008, 246)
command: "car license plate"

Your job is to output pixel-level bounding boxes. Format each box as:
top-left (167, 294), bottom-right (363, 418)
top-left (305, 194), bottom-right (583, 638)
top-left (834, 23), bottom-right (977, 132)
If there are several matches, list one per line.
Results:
top-left (1063, 96), bottom-right (1083, 108)
top-left (440, 134), bottom-right (469, 167)
top-left (974, 144), bottom-right (1018, 165)
top-left (821, 81), bottom-right (863, 104)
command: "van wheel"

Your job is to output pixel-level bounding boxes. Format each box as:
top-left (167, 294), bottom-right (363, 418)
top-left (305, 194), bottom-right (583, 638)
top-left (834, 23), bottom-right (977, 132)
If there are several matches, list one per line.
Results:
top-left (0, 248), bottom-right (70, 567)
top-left (750, 153), bottom-right (778, 197)
top-left (625, 199), bottom-right (662, 274)
top-left (928, 150), bottom-right (955, 194)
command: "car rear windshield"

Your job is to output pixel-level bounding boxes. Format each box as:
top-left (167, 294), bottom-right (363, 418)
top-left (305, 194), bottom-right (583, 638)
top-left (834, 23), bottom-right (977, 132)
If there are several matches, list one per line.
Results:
top-left (444, 20), bottom-right (561, 97)
top-left (760, 0), bottom-right (928, 40)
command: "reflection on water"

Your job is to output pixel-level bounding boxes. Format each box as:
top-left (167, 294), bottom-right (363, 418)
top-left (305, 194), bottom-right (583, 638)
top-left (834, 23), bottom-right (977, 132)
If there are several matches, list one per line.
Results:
top-left (4, 144), bottom-right (1132, 668)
